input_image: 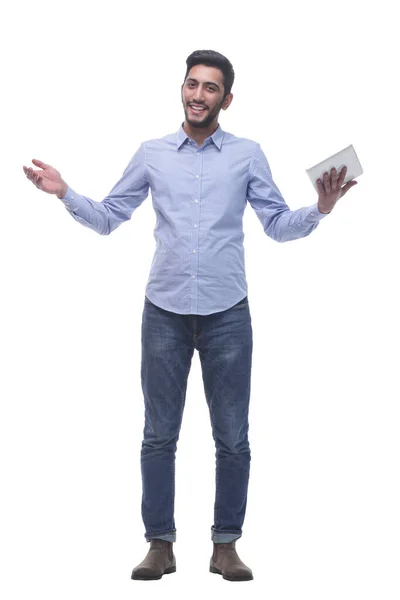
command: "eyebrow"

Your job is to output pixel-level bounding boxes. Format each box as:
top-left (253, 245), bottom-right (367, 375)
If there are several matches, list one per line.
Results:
top-left (186, 78), bottom-right (220, 90)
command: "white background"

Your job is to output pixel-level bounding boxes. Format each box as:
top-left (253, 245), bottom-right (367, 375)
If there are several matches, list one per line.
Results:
top-left (1, 0), bottom-right (399, 598)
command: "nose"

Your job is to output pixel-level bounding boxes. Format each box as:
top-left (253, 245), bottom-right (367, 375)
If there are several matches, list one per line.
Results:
top-left (192, 86), bottom-right (206, 104)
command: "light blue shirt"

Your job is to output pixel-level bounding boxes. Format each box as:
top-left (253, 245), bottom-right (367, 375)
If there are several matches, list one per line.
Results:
top-left (59, 123), bottom-right (327, 315)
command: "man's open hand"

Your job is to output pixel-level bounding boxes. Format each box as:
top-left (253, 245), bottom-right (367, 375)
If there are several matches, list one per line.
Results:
top-left (317, 166), bottom-right (358, 214)
top-left (23, 159), bottom-right (67, 198)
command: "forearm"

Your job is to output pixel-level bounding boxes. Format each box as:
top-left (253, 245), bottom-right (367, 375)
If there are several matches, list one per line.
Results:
top-left (57, 144), bottom-right (150, 235)
top-left (58, 186), bottom-right (114, 235)
top-left (247, 143), bottom-right (330, 243)
top-left (260, 203), bottom-right (329, 243)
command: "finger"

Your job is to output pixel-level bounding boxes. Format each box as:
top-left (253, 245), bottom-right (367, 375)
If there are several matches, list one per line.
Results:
top-left (337, 165), bottom-right (347, 186)
top-left (316, 178), bottom-right (325, 195)
top-left (330, 167), bottom-right (338, 190)
top-left (25, 166), bottom-right (43, 184)
top-left (323, 171), bottom-right (331, 193)
top-left (31, 171), bottom-right (39, 184)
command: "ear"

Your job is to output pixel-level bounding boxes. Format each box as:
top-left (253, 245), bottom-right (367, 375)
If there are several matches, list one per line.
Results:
top-left (222, 93), bottom-right (233, 111)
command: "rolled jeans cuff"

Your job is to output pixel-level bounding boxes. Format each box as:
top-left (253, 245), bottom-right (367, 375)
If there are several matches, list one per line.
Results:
top-left (211, 528), bottom-right (242, 543)
top-left (146, 531), bottom-right (176, 543)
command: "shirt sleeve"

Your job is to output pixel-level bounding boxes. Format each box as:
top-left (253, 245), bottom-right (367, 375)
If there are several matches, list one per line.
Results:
top-left (58, 143), bottom-right (150, 235)
top-left (246, 143), bottom-right (328, 243)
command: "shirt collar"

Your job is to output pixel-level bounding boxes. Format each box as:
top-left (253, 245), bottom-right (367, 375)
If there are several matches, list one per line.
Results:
top-left (176, 122), bottom-right (224, 151)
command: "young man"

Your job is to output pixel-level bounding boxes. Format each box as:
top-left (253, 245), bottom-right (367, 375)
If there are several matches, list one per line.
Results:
top-left (23, 49), bottom-right (357, 582)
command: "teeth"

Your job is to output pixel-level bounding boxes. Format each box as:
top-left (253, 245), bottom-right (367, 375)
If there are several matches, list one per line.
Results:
top-left (191, 105), bottom-right (205, 111)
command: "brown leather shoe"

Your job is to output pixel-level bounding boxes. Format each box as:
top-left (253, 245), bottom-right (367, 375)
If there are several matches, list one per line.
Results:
top-left (210, 540), bottom-right (253, 581)
top-left (131, 539), bottom-right (176, 580)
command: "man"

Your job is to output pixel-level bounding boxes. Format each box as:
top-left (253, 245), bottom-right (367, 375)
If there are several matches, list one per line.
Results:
top-left (23, 49), bottom-right (358, 582)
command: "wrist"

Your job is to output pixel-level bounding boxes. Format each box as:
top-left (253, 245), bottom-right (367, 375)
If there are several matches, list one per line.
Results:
top-left (317, 203), bottom-right (330, 215)
top-left (56, 181), bottom-right (68, 199)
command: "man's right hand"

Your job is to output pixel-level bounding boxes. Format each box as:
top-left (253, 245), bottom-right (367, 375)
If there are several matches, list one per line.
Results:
top-left (23, 159), bottom-right (68, 199)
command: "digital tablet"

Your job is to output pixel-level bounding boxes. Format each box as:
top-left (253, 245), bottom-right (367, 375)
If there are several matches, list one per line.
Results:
top-left (306, 145), bottom-right (363, 192)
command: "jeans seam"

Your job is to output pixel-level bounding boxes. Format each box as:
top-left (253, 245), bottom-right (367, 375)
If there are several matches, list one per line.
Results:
top-left (171, 359), bottom-right (192, 531)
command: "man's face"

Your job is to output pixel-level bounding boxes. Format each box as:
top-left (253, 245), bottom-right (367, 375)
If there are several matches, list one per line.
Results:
top-left (181, 64), bottom-right (232, 129)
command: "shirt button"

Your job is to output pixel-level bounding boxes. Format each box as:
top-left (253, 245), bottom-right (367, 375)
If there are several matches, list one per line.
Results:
top-left (310, 212), bottom-right (315, 217)
top-left (195, 175), bottom-right (199, 179)
top-left (194, 199), bottom-right (198, 203)
top-left (194, 224), bottom-right (198, 228)
top-left (192, 249), bottom-right (196, 253)
top-left (192, 275), bottom-right (196, 279)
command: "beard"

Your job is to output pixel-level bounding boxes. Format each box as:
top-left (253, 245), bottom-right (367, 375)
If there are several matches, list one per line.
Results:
top-left (184, 100), bottom-right (224, 129)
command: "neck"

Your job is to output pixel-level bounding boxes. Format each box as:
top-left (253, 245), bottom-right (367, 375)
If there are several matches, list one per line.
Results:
top-left (183, 120), bottom-right (219, 147)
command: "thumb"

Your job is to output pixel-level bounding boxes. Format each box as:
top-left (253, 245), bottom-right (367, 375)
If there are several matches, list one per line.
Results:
top-left (341, 180), bottom-right (358, 197)
top-left (32, 158), bottom-right (47, 169)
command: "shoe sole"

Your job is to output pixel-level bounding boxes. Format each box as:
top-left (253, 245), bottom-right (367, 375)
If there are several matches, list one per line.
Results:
top-left (131, 566), bottom-right (176, 580)
top-left (210, 565), bottom-right (253, 581)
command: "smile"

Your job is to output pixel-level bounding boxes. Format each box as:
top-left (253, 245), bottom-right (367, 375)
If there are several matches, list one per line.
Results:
top-left (189, 105), bottom-right (207, 113)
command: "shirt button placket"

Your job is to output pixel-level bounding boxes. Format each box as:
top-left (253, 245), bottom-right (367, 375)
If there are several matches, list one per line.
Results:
top-left (191, 148), bottom-right (202, 314)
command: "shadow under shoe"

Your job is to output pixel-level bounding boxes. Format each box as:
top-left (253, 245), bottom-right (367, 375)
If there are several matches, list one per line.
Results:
top-left (131, 539), bottom-right (176, 580)
top-left (210, 540), bottom-right (253, 581)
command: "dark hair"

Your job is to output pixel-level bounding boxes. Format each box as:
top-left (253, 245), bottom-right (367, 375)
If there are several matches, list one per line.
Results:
top-left (184, 50), bottom-right (235, 98)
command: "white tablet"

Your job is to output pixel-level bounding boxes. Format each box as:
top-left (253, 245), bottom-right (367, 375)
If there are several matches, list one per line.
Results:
top-left (306, 145), bottom-right (363, 192)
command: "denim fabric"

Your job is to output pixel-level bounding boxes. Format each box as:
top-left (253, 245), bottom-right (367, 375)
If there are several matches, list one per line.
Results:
top-left (140, 294), bottom-right (253, 543)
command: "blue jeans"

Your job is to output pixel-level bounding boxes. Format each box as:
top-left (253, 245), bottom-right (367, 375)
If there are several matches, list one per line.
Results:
top-left (140, 295), bottom-right (253, 543)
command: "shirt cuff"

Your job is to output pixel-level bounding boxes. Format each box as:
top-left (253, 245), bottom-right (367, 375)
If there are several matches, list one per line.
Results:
top-left (58, 186), bottom-right (82, 212)
top-left (305, 203), bottom-right (329, 222)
